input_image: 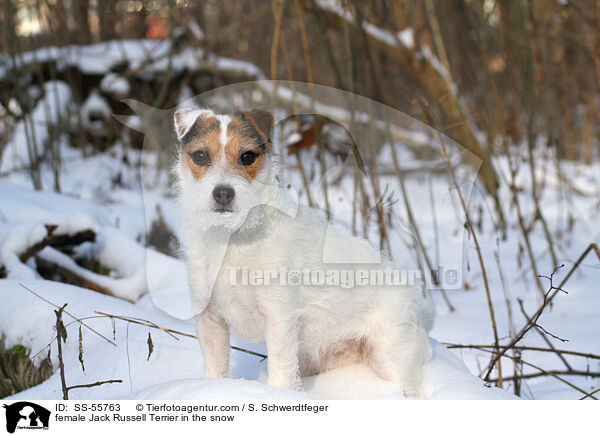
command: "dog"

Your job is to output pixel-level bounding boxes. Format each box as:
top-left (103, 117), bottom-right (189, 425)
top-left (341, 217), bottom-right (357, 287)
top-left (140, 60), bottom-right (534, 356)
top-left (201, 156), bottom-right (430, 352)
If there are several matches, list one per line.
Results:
top-left (173, 108), bottom-right (433, 397)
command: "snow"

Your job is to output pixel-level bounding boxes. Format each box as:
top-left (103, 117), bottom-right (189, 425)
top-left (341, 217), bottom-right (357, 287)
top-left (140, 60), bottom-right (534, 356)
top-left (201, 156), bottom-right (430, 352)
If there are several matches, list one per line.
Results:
top-left (1, 138), bottom-right (598, 400)
top-left (314, 0), bottom-right (412, 51)
top-left (313, 0), bottom-right (354, 22)
top-left (0, 162), bottom-right (519, 400)
top-left (362, 22), bottom-right (399, 48)
top-left (211, 55), bottom-right (265, 80)
top-left (0, 222), bottom-right (47, 279)
top-left (2, 143), bottom-right (598, 401)
top-left (0, 182), bottom-right (107, 230)
top-left (0, 181), bottom-right (188, 311)
top-left (81, 91), bottom-right (111, 130)
top-left (100, 73), bottom-right (130, 96)
top-left (419, 45), bottom-right (456, 93)
top-left (0, 38), bottom-right (265, 83)
top-left (187, 21), bottom-right (205, 41)
top-left (0, 279), bottom-right (514, 400)
top-left (398, 28), bottom-right (415, 49)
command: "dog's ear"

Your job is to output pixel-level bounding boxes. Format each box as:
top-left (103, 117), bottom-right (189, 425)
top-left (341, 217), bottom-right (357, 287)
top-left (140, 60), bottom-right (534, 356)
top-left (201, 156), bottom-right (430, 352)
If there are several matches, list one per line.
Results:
top-left (239, 109), bottom-right (274, 144)
top-left (174, 108), bottom-right (209, 141)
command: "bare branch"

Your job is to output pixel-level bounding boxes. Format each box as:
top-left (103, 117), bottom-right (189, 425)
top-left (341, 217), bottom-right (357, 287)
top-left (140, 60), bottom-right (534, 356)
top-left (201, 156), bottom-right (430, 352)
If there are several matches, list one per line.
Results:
top-left (19, 227), bottom-right (96, 263)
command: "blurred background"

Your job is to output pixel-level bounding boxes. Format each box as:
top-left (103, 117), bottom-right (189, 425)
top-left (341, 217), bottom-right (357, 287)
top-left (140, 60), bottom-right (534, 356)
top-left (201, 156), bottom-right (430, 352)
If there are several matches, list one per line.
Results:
top-left (2, 0), bottom-right (599, 165)
top-left (0, 0), bottom-right (599, 400)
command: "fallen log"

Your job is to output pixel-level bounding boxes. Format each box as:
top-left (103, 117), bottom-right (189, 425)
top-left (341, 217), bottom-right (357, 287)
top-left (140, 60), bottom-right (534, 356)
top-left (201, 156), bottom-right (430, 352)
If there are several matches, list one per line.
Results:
top-left (35, 256), bottom-right (114, 297)
top-left (19, 226), bottom-right (96, 263)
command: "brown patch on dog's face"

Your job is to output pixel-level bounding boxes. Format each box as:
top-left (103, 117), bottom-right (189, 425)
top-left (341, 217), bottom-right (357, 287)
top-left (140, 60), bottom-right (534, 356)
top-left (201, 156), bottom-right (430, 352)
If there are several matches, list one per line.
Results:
top-left (224, 112), bottom-right (271, 182)
top-left (180, 115), bottom-right (221, 180)
top-left (178, 109), bottom-right (274, 182)
top-left (182, 128), bottom-right (222, 180)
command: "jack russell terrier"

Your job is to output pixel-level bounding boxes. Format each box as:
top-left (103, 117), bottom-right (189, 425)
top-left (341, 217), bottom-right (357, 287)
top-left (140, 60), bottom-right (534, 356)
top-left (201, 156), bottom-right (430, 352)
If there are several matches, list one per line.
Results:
top-left (173, 108), bottom-right (433, 397)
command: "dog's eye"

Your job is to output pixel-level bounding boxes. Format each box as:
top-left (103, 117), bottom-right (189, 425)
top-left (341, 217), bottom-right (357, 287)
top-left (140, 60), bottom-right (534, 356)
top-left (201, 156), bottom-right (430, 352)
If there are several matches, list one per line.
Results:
top-left (240, 151), bottom-right (258, 166)
top-left (190, 150), bottom-right (209, 165)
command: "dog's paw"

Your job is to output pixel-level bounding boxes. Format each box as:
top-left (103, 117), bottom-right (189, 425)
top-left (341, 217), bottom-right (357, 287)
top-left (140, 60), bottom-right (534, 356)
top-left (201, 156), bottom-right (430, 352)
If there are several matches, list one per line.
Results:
top-left (267, 374), bottom-right (302, 391)
top-left (402, 386), bottom-right (420, 399)
top-left (204, 367), bottom-right (229, 379)
top-left (401, 381), bottom-right (426, 399)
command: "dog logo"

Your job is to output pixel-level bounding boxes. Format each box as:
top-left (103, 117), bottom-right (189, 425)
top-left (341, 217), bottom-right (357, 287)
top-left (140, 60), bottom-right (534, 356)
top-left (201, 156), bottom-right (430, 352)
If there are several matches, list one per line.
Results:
top-left (3, 402), bottom-right (50, 433)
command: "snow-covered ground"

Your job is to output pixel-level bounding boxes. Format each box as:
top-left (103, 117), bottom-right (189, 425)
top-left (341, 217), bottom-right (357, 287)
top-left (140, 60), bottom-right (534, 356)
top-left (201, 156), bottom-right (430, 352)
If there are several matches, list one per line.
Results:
top-left (0, 162), bottom-right (515, 400)
top-left (0, 279), bottom-right (514, 400)
top-left (1, 66), bottom-right (599, 400)
top-left (1, 137), bottom-right (598, 400)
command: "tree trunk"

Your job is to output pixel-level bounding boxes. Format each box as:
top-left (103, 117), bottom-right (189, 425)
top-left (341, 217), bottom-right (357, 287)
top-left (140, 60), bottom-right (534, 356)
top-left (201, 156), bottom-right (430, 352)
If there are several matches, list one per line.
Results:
top-left (98, 0), bottom-right (117, 41)
top-left (74, 0), bottom-right (91, 44)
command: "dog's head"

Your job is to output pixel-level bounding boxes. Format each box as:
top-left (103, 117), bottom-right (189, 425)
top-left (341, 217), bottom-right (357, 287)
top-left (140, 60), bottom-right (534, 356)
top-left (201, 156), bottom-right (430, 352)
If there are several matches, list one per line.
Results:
top-left (173, 108), bottom-right (279, 233)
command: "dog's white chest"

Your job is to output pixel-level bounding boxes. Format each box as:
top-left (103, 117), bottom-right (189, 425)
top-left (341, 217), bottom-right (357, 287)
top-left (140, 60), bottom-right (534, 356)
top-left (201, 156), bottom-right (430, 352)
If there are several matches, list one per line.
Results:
top-left (215, 286), bottom-right (266, 342)
top-left (212, 248), bottom-right (267, 343)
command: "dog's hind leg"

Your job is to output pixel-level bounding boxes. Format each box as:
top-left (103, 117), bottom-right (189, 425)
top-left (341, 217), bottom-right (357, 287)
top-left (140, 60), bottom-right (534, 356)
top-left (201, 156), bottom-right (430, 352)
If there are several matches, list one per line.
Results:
top-left (264, 317), bottom-right (302, 390)
top-left (367, 322), bottom-right (431, 397)
top-left (197, 305), bottom-right (230, 378)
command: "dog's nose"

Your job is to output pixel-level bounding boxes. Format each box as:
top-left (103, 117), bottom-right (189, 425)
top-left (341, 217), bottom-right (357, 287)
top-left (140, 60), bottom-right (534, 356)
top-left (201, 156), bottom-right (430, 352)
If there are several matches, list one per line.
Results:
top-left (212, 185), bottom-right (235, 206)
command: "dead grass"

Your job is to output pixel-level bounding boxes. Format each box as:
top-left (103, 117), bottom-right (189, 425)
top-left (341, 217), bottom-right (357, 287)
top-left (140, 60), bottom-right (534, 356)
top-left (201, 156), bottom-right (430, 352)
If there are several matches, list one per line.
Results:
top-left (0, 336), bottom-right (53, 398)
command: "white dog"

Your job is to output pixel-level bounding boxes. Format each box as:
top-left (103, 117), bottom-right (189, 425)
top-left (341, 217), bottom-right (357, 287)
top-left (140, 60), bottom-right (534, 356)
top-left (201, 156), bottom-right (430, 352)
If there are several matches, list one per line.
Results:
top-left (173, 108), bottom-right (433, 396)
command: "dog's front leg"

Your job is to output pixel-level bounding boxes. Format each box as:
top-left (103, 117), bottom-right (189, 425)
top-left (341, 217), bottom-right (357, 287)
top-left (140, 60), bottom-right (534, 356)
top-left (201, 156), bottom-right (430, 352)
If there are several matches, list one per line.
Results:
top-left (261, 305), bottom-right (301, 390)
top-left (196, 305), bottom-right (230, 378)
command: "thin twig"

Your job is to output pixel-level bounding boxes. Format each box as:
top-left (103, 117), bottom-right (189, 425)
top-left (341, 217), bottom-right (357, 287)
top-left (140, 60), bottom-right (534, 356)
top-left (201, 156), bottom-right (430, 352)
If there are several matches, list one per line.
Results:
top-left (19, 283), bottom-right (116, 346)
top-left (494, 248), bottom-right (521, 395)
top-left (67, 379), bottom-right (122, 392)
top-left (95, 311), bottom-right (179, 340)
top-left (445, 343), bottom-right (600, 360)
top-left (507, 358), bottom-right (597, 399)
top-left (126, 321), bottom-right (132, 393)
top-left (498, 145), bottom-right (546, 297)
top-left (487, 370), bottom-right (600, 383)
top-left (416, 100), bottom-right (502, 387)
top-left (552, 243), bottom-right (600, 302)
top-left (483, 260), bottom-right (578, 380)
top-left (54, 303), bottom-right (69, 400)
top-left (293, 0), bottom-right (313, 84)
top-left (231, 346), bottom-right (267, 360)
top-left (466, 344), bottom-right (598, 399)
top-left (270, 0), bottom-right (284, 81)
top-left (95, 311), bottom-right (267, 359)
top-left (579, 387), bottom-right (600, 400)
top-left (518, 300), bottom-right (571, 367)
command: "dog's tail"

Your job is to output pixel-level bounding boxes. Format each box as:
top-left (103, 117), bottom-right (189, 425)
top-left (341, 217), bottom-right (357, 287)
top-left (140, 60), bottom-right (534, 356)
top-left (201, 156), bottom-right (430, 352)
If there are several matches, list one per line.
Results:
top-left (419, 298), bottom-right (435, 332)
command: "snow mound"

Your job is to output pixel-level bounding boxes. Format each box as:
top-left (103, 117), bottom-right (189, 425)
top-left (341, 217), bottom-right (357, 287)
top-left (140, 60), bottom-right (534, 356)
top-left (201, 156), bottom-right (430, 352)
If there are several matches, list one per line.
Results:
top-left (0, 181), bottom-right (190, 309)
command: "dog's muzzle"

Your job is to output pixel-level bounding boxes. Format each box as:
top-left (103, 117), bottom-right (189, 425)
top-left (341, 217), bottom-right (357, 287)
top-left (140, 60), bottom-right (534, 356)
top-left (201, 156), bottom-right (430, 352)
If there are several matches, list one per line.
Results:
top-left (212, 185), bottom-right (235, 212)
